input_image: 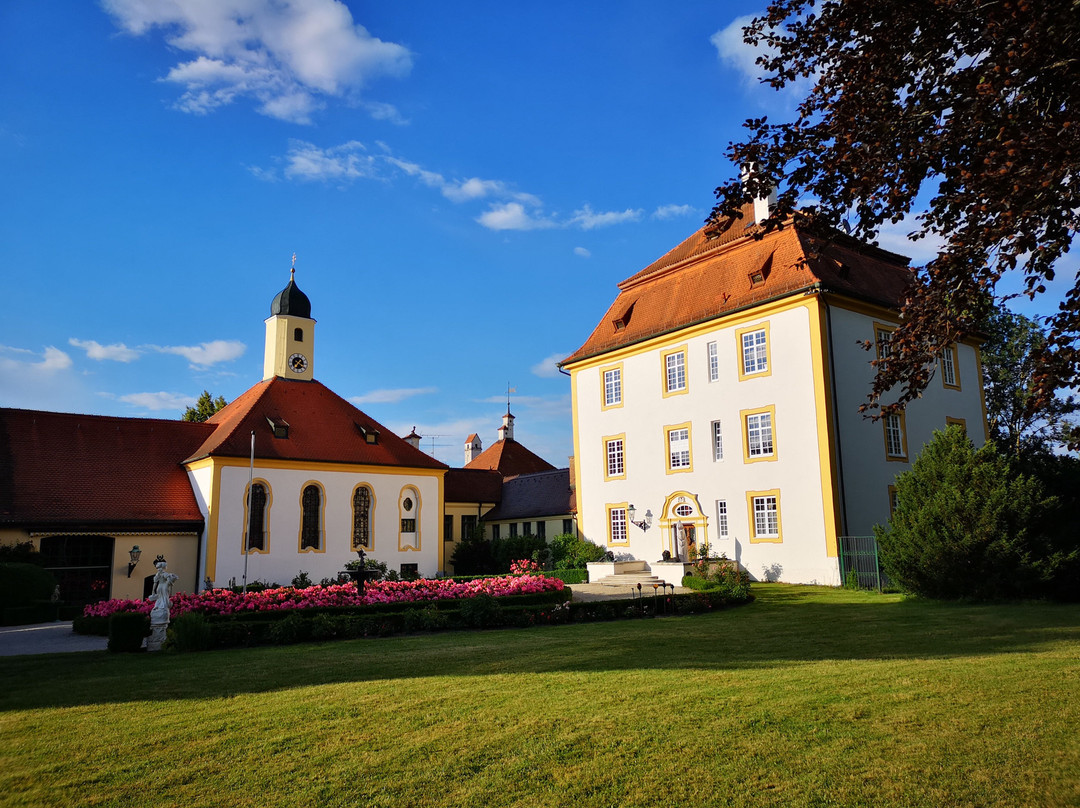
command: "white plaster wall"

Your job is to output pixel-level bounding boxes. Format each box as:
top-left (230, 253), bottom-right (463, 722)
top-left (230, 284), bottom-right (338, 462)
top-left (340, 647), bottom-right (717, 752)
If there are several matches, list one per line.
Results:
top-left (573, 302), bottom-right (840, 585)
top-left (212, 465), bottom-right (441, 587)
top-left (186, 464), bottom-right (214, 586)
top-left (827, 304), bottom-right (988, 536)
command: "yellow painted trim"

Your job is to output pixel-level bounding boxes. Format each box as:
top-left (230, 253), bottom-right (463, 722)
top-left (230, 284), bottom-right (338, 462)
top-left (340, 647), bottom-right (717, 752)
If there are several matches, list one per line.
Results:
top-left (600, 362), bottom-right (624, 410)
top-left (569, 368), bottom-right (585, 544)
top-left (605, 501), bottom-right (630, 546)
top-left (945, 416), bottom-right (968, 438)
top-left (184, 457), bottom-right (215, 472)
top-left (436, 472), bottom-right (445, 572)
top-left (397, 486), bottom-right (422, 552)
top-left (205, 461), bottom-right (223, 581)
top-left (883, 411), bottom-right (909, 462)
top-left (349, 483), bottom-right (376, 551)
top-left (735, 322), bottom-right (772, 381)
top-left (242, 478), bottom-right (273, 555)
top-left (660, 344), bottom-right (689, 397)
top-left (297, 480), bottom-right (327, 553)
top-left (602, 433), bottom-right (627, 481)
top-left (663, 421), bottom-right (694, 474)
top-left (827, 296), bottom-right (904, 323)
top-left (740, 404), bottom-right (778, 463)
top-left (657, 491), bottom-right (709, 557)
top-left (203, 456), bottom-right (447, 477)
top-left (808, 296), bottom-right (841, 557)
top-left (941, 343), bottom-right (962, 390)
top-left (746, 489), bottom-right (783, 543)
top-left (973, 344), bottom-right (991, 443)
top-left (562, 295), bottom-right (814, 373)
top-left (887, 484), bottom-right (899, 517)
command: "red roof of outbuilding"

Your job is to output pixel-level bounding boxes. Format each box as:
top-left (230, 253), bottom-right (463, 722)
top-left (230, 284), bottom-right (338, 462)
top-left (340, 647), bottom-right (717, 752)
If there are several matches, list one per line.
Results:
top-left (463, 438), bottom-right (556, 478)
top-left (0, 408), bottom-right (211, 529)
top-left (444, 468), bottom-right (503, 504)
top-left (561, 215), bottom-right (913, 366)
top-left (185, 377), bottom-right (448, 469)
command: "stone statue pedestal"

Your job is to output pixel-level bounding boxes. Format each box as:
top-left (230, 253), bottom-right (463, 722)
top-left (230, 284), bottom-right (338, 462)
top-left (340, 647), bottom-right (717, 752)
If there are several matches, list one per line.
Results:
top-left (147, 621), bottom-right (168, 652)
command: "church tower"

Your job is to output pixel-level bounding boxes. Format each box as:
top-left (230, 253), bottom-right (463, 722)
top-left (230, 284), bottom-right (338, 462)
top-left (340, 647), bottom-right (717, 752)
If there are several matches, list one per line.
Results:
top-left (263, 267), bottom-right (315, 381)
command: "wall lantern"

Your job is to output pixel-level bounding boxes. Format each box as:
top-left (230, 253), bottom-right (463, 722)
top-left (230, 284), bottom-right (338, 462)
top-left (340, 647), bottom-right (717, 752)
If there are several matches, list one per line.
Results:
top-left (627, 504), bottom-right (652, 532)
top-left (126, 545), bottom-right (142, 577)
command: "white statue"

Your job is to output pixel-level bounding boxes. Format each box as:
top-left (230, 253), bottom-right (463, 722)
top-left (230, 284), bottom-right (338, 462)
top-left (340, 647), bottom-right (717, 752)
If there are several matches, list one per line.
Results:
top-left (147, 557), bottom-right (179, 651)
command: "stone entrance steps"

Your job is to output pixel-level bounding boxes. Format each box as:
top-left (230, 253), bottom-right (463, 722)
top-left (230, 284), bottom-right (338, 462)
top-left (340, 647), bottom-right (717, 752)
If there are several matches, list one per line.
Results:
top-left (593, 573), bottom-right (667, 588)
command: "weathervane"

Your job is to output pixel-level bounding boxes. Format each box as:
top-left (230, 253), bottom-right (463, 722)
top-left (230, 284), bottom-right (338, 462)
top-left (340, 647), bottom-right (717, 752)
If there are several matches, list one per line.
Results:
top-left (290, 252), bottom-right (297, 280)
top-left (506, 382), bottom-right (516, 412)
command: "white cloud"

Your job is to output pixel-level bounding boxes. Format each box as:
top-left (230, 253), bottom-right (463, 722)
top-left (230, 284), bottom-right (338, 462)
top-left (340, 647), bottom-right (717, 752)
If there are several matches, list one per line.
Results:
top-left (531, 352), bottom-right (568, 379)
top-left (711, 15), bottom-right (765, 88)
top-left (0, 346), bottom-right (81, 410)
top-left (574, 247), bottom-right (591, 258)
top-left (363, 101), bottom-right (408, 125)
top-left (153, 340), bottom-right (246, 368)
top-left (874, 216), bottom-right (946, 266)
top-left (102, 0), bottom-right (412, 124)
top-left (653, 203), bottom-right (695, 220)
top-left (119, 391), bottom-right (198, 412)
top-left (569, 204), bottom-right (643, 230)
top-left (68, 338), bottom-right (140, 362)
top-left (350, 386), bottom-right (437, 405)
top-left (476, 202), bottom-right (556, 231)
top-left (283, 139), bottom-right (375, 182)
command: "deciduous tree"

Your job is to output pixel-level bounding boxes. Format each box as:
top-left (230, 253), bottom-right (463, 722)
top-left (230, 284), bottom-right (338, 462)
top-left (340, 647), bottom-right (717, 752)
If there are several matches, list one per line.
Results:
top-left (712, 0), bottom-right (1079, 417)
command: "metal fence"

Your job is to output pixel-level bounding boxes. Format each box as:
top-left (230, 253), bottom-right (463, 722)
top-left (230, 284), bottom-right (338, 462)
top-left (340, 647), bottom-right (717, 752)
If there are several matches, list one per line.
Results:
top-left (837, 535), bottom-right (891, 592)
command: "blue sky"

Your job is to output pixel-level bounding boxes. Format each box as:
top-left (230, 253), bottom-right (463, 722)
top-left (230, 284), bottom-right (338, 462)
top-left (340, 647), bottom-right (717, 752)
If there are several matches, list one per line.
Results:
top-left (1, 1), bottom-right (1071, 467)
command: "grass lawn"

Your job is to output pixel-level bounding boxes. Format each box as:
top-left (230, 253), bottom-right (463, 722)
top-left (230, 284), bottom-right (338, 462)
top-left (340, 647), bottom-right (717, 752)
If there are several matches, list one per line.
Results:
top-left (1, 585), bottom-right (1077, 808)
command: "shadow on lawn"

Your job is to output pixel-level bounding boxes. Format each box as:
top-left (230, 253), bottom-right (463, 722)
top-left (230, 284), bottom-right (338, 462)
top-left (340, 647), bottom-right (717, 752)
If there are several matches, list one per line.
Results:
top-left (1, 586), bottom-right (1077, 712)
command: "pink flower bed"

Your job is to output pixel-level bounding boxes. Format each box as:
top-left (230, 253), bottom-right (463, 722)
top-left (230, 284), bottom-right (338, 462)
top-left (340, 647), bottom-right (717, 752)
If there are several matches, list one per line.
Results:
top-left (83, 574), bottom-right (564, 619)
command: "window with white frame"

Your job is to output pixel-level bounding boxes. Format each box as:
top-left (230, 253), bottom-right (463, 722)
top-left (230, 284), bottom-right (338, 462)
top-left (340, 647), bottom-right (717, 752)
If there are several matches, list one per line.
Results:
top-left (665, 350), bottom-right (686, 393)
top-left (603, 367), bottom-right (622, 406)
top-left (707, 341), bottom-right (719, 382)
top-left (876, 326), bottom-right (894, 370)
top-left (605, 437), bottom-right (625, 478)
top-left (746, 411), bottom-right (774, 457)
top-left (940, 348), bottom-right (956, 387)
top-left (668, 427), bottom-right (690, 469)
top-left (712, 420), bottom-right (724, 461)
top-left (752, 495), bottom-right (779, 539)
top-left (885, 413), bottom-right (906, 458)
top-left (741, 329), bottom-right (768, 375)
top-left (609, 506), bottom-right (628, 545)
top-left (715, 500), bottom-right (729, 537)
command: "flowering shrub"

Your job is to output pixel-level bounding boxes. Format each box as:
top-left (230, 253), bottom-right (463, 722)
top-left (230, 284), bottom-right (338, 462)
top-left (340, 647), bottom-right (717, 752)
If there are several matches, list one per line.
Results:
top-left (509, 559), bottom-right (543, 577)
top-left (83, 574), bottom-right (564, 619)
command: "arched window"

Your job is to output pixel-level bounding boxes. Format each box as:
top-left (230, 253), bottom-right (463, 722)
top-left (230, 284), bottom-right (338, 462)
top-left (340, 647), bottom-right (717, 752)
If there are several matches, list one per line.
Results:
top-left (294, 327), bottom-right (304, 342)
top-left (352, 486), bottom-right (372, 549)
top-left (399, 487), bottom-right (420, 550)
top-left (300, 484), bottom-right (322, 550)
top-left (247, 482), bottom-right (268, 551)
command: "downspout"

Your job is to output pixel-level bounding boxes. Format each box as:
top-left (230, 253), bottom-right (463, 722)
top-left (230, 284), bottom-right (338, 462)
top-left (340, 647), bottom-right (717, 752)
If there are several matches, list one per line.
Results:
top-left (821, 295), bottom-right (849, 537)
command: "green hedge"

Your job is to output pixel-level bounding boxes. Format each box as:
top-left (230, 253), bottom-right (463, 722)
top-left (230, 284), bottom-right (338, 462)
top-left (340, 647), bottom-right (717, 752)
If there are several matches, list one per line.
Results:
top-left (546, 569), bottom-right (588, 585)
top-left (107, 613), bottom-right (149, 653)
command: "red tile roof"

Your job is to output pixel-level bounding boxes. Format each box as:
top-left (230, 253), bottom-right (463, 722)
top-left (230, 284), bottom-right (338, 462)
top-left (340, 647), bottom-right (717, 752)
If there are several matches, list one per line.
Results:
top-left (0, 408), bottom-right (211, 529)
top-left (463, 438), bottom-right (556, 478)
top-left (185, 377), bottom-right (448, 469)
top-left (561, 215), bottom-right (913, 366)
top-left (444, 468), bottom-right (503, 504)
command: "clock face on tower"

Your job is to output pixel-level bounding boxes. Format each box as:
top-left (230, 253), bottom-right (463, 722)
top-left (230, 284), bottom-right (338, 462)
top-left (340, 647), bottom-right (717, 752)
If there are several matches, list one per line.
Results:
top-left (288, 353), bottom-right (308, 374)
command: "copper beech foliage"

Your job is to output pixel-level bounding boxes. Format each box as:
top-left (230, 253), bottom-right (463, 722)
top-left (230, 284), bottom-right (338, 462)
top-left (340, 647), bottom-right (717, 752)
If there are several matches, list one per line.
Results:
top-left (711, 0), bottom-right (1079, 418)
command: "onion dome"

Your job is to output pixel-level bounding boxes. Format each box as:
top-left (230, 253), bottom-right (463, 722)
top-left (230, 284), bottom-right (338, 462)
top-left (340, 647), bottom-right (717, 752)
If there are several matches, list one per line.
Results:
top-left (270, 268), bottom-right (311, 318)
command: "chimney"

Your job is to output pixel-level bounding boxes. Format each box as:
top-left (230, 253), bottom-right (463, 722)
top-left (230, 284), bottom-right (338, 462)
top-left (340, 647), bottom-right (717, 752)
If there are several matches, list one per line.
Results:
top-left (740, 164), bottom-right (776, 224)
top-left (404, 427), bottom-right (422, 450)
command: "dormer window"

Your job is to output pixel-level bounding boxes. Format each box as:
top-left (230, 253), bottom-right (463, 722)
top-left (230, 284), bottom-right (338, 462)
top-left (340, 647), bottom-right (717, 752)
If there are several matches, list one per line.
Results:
top-left (611, 301), bottom-right (635, 332)
top-left (266, 416), bottom-right (290, 439)
top-left (294, 327), bottom-right (304, 342)
top-left (356, 422), bottom-right (379, 444)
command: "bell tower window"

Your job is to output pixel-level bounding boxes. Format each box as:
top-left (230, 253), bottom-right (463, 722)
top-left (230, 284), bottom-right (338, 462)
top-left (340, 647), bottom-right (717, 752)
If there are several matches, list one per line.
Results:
top-left (294, 327), bottom-right (303, 342)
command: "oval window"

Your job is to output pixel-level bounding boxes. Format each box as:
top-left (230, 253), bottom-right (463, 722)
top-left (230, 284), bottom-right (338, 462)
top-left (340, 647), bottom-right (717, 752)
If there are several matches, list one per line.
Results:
top-left (674, 504), bottom-right (693, 517)
top-left (403, 497), bottom-right (413, 512)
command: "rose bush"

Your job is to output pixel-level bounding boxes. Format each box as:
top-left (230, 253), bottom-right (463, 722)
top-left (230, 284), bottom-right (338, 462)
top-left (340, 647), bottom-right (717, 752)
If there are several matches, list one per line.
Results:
top-left (83, 574), bottom-right (564, 619)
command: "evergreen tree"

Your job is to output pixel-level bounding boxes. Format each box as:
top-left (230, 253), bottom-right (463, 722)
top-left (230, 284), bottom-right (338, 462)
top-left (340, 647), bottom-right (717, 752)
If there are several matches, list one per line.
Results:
top-left (182, 390), bottom-right (227, 422)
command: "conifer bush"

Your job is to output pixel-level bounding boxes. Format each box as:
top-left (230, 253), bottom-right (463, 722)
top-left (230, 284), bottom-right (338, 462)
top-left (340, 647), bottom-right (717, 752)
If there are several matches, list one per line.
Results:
top-left (875, 425), bottom-right (1075, 600)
